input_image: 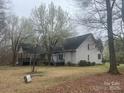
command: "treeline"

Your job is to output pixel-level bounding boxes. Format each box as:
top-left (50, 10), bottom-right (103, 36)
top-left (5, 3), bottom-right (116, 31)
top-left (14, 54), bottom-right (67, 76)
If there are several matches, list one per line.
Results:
top-left (0, 1), bottom-right (74, 65)
top-left (104, 37), bottom-right (124, 64)
top-left (75, 0), bottom-right (124, 74)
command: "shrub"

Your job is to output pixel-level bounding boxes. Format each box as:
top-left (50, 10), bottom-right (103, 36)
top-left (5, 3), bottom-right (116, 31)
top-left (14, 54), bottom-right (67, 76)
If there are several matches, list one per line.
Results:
top-left (55, 62), bottom-right (65, 66)
top-left (78, 60), bottom-right (90, 66)
top-left (67, 61), bottom-right (75, 66)
top-left (87, 62), bottom-right (91, 66)
top-left (78, 60), bottom-right (96, 66)
top-left (102, 58), bottom-right (106, 64)
top-left (91, 62), bottom-right (96, 66)
top-left (43, 61), bottom-right (49, 66)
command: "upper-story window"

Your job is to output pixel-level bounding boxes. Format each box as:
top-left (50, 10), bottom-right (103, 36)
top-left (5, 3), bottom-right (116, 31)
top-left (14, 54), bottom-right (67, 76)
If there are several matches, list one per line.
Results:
top-left (88, 44), bottom-right (90, 50)
top-left (88, 55), bottom-right (90, 61)
top-left (95, 45), bottom-right (97, 48)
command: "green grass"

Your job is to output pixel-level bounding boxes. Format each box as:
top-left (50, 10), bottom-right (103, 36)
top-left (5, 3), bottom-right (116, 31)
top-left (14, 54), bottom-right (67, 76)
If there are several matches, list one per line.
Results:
top-left (102, 63), bottom-right (124, 71)
top-left (117, 64), bottom-right (124, 71)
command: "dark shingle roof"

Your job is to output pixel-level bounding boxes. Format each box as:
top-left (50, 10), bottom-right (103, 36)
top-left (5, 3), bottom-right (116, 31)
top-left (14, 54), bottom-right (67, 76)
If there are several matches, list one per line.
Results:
top-left (64, 33), bottom-right (92, 50)
top-left (53, 46), bottom-right (63, 53)
top-left (18, 33), bottom-right (94, 54)
top-left (18, 43), bottom-right (44, 54)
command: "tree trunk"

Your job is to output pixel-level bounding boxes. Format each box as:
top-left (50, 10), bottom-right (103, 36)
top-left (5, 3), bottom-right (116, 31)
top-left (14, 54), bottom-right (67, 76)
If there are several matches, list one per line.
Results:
top-left (47, 46), bottom-right (53, 66)
top-left (32, 59), bottom-right (35, 73)
top-left (12, 52), bottom-right (17, 66)
top-left (32, 49), bottom-right (37, 73)
top-left (122, 0), bottom-right (124, 22)
top-left (48, 53), bottom-right (52, 66)
top-left (106, 0), bottom-right (119, 74)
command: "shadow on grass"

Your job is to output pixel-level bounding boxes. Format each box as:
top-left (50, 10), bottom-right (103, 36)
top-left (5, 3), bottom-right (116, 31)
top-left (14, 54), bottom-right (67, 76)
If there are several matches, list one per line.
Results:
top-left (26, 71), bottom-right (47, 77)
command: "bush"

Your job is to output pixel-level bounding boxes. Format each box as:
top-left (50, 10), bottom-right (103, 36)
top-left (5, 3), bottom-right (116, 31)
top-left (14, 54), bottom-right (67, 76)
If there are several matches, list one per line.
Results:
top-left (78, 60), bottom-right (90, 66)
top-left (43, 61), bottom-right (49, 66)
top-left (87, 62), bottom-right (91, 66)
top-left (102, 58), bottom-right (107, 64)
top-left (91, 62), bottom-right (96, 66)
top-left (78, 60), bottom-right (96, 66)
top-left (55, 62), bottom-right (65, 66)
top-left (67, 61), bottom-right (75, 66)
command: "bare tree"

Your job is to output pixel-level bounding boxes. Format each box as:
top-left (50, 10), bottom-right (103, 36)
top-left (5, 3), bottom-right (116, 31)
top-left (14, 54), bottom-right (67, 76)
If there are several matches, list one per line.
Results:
top-left (75, 0), bottom-right (119, 74)
top-left (106, 0), bottom-right (119, 74)
top-left (7, 15), bottom-right (33, 66)
top-left (0, 0), bottom-right (7, 45)
top-left (122, 0), bottom-right (124, 22)
top-left (31, 2), bottom-right (74, 65)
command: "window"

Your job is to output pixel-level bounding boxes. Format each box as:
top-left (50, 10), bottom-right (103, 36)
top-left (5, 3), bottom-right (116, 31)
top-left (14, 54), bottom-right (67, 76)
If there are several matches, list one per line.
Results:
top-left (98, 54), bottom-right (101, 59)
top-left (95, 45), bottom-right (97, 48)
top-left (58, 54), bottom-right (63, 60)
top-left (88, 44), bottom-right (90, 50)
top-left (88, 55), bottom-right (90, 61)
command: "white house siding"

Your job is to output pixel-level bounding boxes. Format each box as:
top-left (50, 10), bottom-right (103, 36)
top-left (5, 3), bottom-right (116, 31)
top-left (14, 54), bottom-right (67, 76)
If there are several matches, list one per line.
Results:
top-left (52, 53), bottom-right (64, 63)
top-left (64, 52), bottom-right (76, 64)
top-left (52, 54), bottom-right (58, 63)
top-left (76, 35), bottom-right (102, 64)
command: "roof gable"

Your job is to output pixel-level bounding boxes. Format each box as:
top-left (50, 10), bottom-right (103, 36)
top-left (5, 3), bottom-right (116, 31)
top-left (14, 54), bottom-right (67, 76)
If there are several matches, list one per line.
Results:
top-left (64, 33), bottom-right (92, 50)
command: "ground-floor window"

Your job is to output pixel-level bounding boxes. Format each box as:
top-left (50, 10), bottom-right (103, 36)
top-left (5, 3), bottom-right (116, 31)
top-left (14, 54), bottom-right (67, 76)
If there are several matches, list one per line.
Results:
top-left (88, 55), bottom-right (90, 61)
top-left (98, 54), bottom-right (101, 59)
top-left (58, 54), bottom-right (63, 60)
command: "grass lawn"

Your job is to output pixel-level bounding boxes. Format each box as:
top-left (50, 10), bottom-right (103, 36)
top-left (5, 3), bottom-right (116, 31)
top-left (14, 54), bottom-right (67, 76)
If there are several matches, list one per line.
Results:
top-left (0, 64), bottom-right (124, 93)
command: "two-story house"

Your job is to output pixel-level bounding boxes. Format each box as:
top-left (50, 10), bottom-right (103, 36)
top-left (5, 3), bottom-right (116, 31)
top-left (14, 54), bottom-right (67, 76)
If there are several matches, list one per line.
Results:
top-left (52, 33), bottom-right (103, 65)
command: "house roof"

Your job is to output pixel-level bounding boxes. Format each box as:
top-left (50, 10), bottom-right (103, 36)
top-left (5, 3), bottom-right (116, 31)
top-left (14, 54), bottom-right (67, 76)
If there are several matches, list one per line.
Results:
top-left (64, 33), bottom-right (92, 50)
top-left (18, 33), bottom-right (97, 54)
top-left (18, 43), bottom-right (44, 54)
top-left (53, 46), bottom-right (63, 53)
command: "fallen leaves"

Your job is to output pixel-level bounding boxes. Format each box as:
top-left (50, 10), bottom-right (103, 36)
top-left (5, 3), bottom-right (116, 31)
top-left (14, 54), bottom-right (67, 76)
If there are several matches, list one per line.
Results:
top-left (41, 73), bottom-right (124, 93)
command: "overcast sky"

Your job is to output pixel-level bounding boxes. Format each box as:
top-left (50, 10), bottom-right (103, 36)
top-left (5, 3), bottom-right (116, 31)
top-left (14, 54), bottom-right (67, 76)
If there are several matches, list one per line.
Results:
top-left (10, 0), bottom-right (89, 35)
top-left (11, 0), bottom-right (78, 17)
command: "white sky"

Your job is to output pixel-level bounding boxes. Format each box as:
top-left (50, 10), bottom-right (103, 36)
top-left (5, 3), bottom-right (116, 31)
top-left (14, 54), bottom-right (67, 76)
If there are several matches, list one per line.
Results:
top-left (11, 0), bottom-right (78, 17)
top-left (10, 0), bottom-right (89, 35)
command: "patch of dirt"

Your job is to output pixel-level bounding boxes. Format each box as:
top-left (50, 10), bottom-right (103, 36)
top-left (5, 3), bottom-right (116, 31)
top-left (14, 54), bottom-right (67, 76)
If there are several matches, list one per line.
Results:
top-left (40, 73), bottom-right (124, 93)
